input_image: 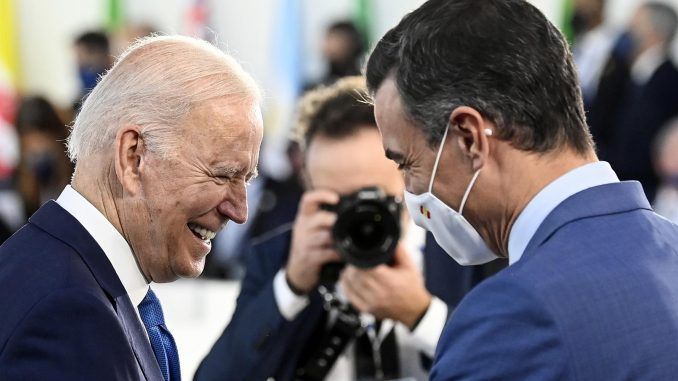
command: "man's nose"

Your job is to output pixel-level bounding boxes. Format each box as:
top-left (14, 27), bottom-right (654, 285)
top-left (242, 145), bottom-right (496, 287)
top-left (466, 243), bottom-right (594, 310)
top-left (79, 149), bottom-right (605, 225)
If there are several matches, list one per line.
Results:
top-left (217, 188), bottom-right (248, 224)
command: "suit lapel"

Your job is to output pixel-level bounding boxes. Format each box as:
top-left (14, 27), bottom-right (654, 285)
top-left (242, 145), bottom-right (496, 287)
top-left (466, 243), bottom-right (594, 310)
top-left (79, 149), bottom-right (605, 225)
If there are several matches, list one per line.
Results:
top-left (116, 294), bottom-right (166, 381)
top-left (30, 201), bottom-right (164, 380)
top-left (522, 181), bottom-right (652, 260)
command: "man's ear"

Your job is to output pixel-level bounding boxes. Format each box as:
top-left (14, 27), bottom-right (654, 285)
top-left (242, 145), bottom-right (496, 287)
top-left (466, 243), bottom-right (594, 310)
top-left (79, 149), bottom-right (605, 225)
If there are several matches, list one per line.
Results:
top-left (114, 124), bottom-right (146, 196)
top-left (449, 106), bottom-right (493, 171)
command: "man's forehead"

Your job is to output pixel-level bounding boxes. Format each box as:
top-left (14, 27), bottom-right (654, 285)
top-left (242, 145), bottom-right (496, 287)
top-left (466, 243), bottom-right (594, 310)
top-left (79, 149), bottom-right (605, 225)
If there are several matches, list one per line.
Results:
top-left (373, 77), bottom-right (402, 120)
top-left (373, 77), bottom-right (415, 155)
top-left (194, 99), bottom-right (262, 135)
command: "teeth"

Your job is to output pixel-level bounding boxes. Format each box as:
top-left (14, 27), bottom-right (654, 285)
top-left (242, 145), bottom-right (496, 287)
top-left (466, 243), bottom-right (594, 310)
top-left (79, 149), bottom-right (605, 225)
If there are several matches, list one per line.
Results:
top-left (188, 223), bottom-right (216, 241)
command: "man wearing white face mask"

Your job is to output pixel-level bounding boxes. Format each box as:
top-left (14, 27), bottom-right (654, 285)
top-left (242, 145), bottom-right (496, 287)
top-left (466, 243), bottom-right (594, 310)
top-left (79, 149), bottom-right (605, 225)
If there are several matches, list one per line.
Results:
top-left (404, 123), bottom-right (496, 266)
top-left (366, 0), bottom-right (678, 380)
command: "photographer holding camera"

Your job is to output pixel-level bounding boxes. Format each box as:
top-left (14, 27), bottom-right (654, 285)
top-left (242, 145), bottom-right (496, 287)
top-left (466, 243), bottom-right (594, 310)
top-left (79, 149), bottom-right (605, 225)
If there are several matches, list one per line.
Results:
top-left (196, 77), bottom-right (496, 381)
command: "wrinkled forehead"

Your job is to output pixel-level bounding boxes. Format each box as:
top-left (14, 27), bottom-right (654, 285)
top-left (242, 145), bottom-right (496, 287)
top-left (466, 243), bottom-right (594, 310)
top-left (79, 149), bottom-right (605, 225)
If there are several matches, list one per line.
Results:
top-left (188, 97), bottom-right (262, 139)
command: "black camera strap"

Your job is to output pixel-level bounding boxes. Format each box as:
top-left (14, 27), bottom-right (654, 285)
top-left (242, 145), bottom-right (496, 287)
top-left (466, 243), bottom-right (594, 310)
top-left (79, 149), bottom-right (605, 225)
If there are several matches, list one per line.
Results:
top-left (294, 286), bottom-right (364, 381)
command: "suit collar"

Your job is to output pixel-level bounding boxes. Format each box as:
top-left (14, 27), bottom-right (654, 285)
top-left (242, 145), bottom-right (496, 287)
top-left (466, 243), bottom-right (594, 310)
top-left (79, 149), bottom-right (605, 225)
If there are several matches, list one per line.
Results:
top-left (30, 201), bottom-right (126, 299)
top-left (521, 181), bottom-right (652, 260)
top-left (29, 201), bottom-right (164, 380)
top-left (55, 185), bottom-right (149, 307)
top-left (508, 161), bottom-right (619, 264)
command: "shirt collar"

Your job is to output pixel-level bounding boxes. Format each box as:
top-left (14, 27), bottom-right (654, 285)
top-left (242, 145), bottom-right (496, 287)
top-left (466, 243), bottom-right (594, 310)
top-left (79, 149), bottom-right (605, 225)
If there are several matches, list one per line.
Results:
top-left (56, 185), bottom-right (149, 306)
top-left (507, 161), bottom-right (619, 265)
top-left (631, 45), bottom-right (666, 85)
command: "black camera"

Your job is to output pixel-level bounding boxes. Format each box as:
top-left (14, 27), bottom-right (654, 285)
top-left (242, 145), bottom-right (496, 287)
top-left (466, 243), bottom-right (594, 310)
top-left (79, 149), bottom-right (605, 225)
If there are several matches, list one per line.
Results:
top-left (320, 187), bottom-right (401, 284)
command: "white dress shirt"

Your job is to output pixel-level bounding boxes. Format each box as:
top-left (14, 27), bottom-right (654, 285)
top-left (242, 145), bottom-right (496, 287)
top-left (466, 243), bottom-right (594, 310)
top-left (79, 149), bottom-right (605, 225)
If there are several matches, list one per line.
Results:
top-left (56, 185), bottom-right (150, 325)
top-left (507, 161), bottom-right (620, 265)
top-left (631, 45), bottom-right (666, 86)
top-left (573, 25), bottom-right (618, 100)
top-left (273, 222), bottom-right (447, 380)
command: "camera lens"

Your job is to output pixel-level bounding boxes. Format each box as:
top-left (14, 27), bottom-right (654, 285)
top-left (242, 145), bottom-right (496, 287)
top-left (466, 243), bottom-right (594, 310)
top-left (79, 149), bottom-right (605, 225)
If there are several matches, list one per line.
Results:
top-left (346, 206), bottom-right (386, 251)
top-left (332, 188), bottom-right (400, 269)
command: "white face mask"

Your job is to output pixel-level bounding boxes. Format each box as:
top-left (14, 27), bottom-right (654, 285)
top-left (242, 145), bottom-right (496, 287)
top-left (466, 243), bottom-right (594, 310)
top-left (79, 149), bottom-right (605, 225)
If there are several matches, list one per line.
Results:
top-left (403, 123), bottom-right (496, 266)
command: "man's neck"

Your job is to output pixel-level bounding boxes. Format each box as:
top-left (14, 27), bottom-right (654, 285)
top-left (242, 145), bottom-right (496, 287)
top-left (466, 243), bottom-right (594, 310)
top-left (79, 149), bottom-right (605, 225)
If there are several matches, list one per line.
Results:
top-left (70, 158), bottom-right (126, 240)
top-left (483, 148), bottom-right (597, 257)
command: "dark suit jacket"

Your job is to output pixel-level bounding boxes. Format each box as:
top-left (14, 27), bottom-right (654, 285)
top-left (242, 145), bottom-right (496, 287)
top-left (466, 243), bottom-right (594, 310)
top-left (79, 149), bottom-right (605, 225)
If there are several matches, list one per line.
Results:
top-left (431, 182), bottom-right (678, 380)
top-left (0, 201), bottom-right (164, 380)
top-left (195, 227), bottom-right (502, 381)
top-left (589, 56), bottom-right (678, 202)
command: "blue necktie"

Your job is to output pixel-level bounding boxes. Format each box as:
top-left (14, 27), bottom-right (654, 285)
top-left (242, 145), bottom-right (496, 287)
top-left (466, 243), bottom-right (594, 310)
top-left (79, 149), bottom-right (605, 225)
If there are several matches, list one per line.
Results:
top-left (137, 288), bottom-right (181, 381)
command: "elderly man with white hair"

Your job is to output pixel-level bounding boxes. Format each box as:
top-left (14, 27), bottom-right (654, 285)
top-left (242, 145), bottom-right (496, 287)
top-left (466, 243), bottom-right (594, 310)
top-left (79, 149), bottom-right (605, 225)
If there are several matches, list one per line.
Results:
top-left (0, 35), bottom-right (263, 381)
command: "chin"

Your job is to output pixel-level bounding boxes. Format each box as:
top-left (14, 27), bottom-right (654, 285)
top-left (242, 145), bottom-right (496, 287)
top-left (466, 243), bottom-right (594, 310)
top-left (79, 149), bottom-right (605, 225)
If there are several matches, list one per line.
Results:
top-left (173, 257), bottom-right (206, 279)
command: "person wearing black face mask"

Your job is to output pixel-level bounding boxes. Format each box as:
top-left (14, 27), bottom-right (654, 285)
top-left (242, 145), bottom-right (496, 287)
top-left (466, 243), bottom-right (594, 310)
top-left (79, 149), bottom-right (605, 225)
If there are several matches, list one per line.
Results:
top-left (304, 21), bottom-right (366, 91)
top-left (73, 31), bottom-right (112, 111)
top-left (15, 96), bottom-right (72, 216)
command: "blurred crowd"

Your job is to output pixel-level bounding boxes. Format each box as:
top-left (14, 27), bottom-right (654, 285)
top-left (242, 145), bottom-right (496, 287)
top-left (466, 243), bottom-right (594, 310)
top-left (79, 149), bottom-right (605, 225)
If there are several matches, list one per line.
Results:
top-left (1, 0), bottom-right (678, 276)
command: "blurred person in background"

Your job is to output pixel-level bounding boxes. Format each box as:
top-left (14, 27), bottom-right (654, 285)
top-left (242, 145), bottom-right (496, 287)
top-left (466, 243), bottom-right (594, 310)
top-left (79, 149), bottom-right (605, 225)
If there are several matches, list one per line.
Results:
top-left (0, 112), bottom-right (22, 240)
top-left (652, 117), bottom-right (678, 223)
top-left (111, 23), bottom-right (158, 56)
top-left (588, 1), bottom-right (678, 201)
top-left (0, 35), bottom-right (263, 380)
top-left (195, 77), bottom-right (503, 381)
top-left (14, 96), bottom-right (72, 217)
top-left (307, 20), bottom-right (366, 89)
top-left (73, 31), bottom-right (112, 111)
top-left (570, 0), bottom-right (618, 106)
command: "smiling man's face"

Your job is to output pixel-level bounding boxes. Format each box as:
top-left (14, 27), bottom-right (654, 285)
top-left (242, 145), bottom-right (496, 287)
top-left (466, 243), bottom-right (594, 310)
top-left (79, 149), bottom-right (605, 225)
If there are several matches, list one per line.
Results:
top-left (122, 97), bottom-right (263, 282)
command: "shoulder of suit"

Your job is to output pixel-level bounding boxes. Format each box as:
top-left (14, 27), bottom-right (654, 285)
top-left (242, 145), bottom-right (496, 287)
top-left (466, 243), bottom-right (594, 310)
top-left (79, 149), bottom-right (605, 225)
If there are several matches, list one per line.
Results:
top-left (250, 223), bottom-right (294, 249)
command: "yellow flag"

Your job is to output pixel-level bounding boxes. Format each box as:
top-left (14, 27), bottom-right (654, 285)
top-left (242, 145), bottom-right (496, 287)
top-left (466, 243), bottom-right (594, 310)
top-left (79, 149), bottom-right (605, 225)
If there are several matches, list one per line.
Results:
top-left (0, 0), bottom-right (19, 87)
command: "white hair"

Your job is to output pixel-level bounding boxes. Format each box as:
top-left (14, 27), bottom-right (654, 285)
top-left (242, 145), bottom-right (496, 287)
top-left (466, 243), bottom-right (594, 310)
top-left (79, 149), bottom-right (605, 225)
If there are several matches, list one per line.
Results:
top-left (67, 35), bottom-right (261, 162)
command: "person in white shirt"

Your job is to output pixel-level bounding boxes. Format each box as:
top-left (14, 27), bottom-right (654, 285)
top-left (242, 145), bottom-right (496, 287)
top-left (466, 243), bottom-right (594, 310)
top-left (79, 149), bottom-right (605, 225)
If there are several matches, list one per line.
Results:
top-left (570, 0), bottom-right (618, 105)
top-left (597, 1), bottom-right (678, 202)
top-left (196, 77), bottom-right (495, 381)
top-left (0, 35), bottom-right (263, 381)
top-left (652, 117), bottom-right (678, 223)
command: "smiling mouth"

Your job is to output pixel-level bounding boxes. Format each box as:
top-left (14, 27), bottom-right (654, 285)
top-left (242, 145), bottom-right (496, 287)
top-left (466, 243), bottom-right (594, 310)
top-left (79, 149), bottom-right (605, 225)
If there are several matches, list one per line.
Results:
top-left (188, 223), bottom-right (217, 242)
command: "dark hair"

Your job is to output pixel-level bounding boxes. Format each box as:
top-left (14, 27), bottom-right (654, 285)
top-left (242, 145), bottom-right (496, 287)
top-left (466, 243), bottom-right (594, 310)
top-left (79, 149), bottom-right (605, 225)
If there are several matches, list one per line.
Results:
top-left (366, 0), bottom-right (593, 154)
top-left (327, 20), bottom-right (366, 60)
top-left (74, 31), bottom-right (110, 54)
top-left (295, 76), bottom-right (376, 149)
top-left (15, 96), bottom-right (66, 139)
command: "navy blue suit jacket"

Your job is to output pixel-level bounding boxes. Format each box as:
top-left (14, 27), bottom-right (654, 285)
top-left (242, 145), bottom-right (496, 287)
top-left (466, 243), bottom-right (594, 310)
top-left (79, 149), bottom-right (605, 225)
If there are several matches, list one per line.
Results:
top-left (195, 226), bottom-right (494, 381)
top-left (0, 201), bottom-right (164, 380)
top-left (589, 57), bottom-right (678, 201)
top-left (431, 182), bottom-right (678, 380)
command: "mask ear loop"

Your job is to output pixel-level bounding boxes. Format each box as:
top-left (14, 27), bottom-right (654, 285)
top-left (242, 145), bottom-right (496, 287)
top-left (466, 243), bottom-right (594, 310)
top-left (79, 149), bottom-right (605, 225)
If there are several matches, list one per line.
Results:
top-left (459, 128), bottom-right (493, 214)
top-left (428, 123), bottom-right (451, 193)
top-left (459, 170), bottom-right (481, 215)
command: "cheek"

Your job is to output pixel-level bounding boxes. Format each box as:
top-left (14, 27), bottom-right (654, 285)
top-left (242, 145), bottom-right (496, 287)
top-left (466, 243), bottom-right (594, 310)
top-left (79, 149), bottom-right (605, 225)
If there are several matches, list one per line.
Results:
top-left (405, 169), bottom-right (430, 195)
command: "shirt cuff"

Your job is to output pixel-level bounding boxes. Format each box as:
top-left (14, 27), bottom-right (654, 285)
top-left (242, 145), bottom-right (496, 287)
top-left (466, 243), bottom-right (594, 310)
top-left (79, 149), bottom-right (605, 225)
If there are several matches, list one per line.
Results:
top-left (410, 296), bottom-right (448, 358)
top-left (273, 269), bottom-right (310, 321)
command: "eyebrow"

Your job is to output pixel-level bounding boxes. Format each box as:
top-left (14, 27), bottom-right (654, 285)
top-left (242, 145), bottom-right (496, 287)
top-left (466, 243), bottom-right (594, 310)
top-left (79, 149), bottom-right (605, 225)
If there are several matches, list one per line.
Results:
top-left (213, 165), bottom-right (239, 177)
top-left (213, 164), bottom-right (259, 182)
top-left (246, 167), bottom-right (259, 182)
top-left (385, 149), bottom-right (405, 162)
